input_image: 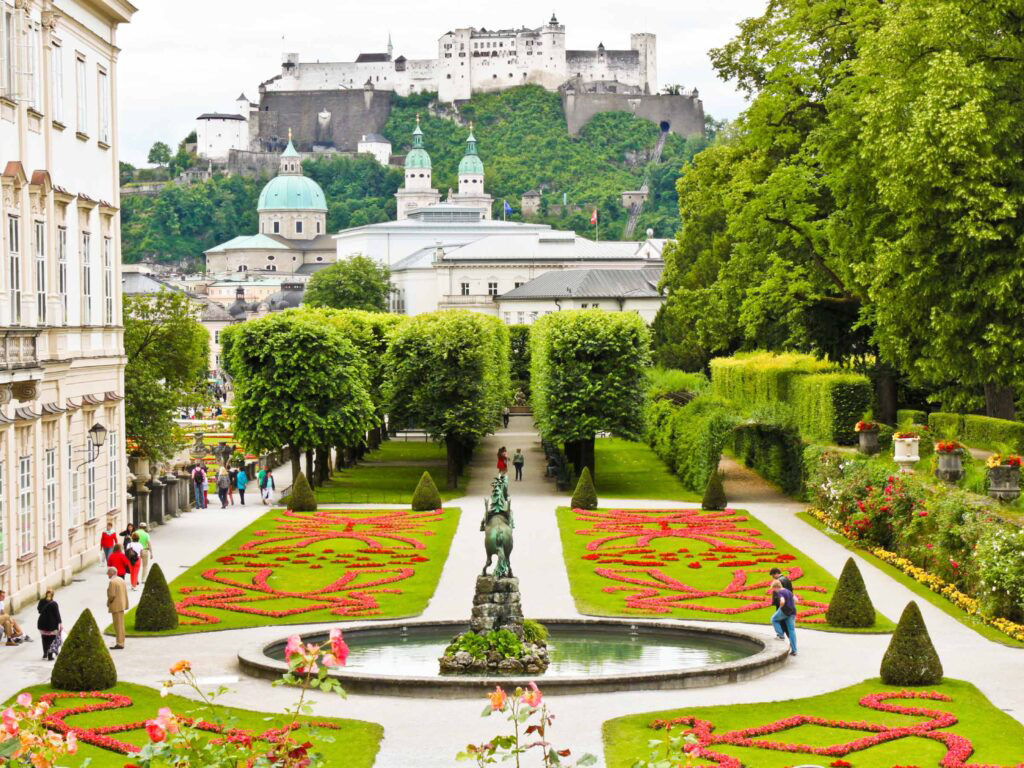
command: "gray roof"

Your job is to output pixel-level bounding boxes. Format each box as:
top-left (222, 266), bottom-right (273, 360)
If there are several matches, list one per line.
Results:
top-left (359, 133), bottom-right (391, 144)
top-left (199, 300), bottom-right (234, 322)
top-left (500, 267), bottom-right (664, 300)
top-left (296, 262), bottom-right (332, 275)
top-left (122, 272), bottom-right (185, 295)
top-left (355, 52), bottom-right (390, 63)
top-left (197, 113), bottom-right (246, 121)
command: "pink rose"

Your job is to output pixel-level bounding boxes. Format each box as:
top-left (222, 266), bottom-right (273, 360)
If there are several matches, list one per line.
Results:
top-left (329, 628), bottom-right (350, 667)
top-left (145, 720), bottom-right (167, 743)
top-left (15, 693), bottom-right (31, 708)
top-left (284, 634), bottom-right (303, 663)
top-left (521, 682), bottom-right (543, 709)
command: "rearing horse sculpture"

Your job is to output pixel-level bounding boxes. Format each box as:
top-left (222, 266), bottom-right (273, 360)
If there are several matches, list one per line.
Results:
top-left (481, 475), bottom-right (514, 578)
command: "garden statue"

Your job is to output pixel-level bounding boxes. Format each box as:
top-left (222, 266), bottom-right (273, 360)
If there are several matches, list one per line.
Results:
top-left (213, 441), bottom-right (235, 468)
top-left (513, 388), bottom-right (527, 407)
top-left (189, 432), bottom-right (205, 459)
top-left (481, 474), bottom-right (514, 578)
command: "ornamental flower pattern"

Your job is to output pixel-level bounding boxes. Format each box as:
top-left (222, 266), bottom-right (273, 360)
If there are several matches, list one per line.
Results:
top-left (572, 508), bottom-right (829, 622)
top-left (175, 508), bottom-right (445, 626)
top-left (649, 690), bottom-right (1024, 767)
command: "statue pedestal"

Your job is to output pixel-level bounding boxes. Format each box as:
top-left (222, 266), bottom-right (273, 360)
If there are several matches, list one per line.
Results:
top-left (470, 576), bottom-right (524, 638)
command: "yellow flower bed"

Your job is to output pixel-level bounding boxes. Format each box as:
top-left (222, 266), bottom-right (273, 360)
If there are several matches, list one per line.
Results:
top-left (806, 507), bottom-right (1024, 644)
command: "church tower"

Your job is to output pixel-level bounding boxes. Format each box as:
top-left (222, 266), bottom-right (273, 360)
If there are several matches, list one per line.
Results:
top-left (452, 123), bottom-right (493, 219)
top-left (257, 131), bottom-right (328, 240)
top-left (395, 115), bottom-right (441, 220)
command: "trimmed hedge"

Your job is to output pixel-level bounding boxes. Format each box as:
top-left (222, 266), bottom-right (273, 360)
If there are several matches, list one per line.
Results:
top-left (963, 415), bottom-right (1024, 453)
top-left (792, 373), bottom-right (873, 446)
top-left (897, 409), bottom-right (927, 426)
top-left (570, 467), bottom-right (598, 510)
top-left (731, 422), bottom-right (805, 495)
top-left (411, 471), bottom-right (443, 511)
top-left (710, 352), bottom-right (832, 408)
top-left (825, 558), bottom-right (876, 628)
top-left (51, 609), bottom-right (117, 691)
top-left (646, 368), bottom-right (709, 399)
top-left (880, 601), bottom-right (943, 685)
top-left (289, 472), bottom-right (317, 511)
top-left (927, 412), bottom-right (965, 440)
top-left (702, 472), bottom-right (727, 510)
top-left (644, 396), bottom-right (737, 493)
top-left (133, 563), bottom-right (178, 631)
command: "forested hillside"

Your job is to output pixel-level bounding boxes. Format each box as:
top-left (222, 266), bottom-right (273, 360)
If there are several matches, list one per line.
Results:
top-left (122, 86), bottom-right (711, 265)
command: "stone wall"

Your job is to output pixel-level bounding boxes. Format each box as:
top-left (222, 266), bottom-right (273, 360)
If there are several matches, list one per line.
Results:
top-left (254, 89), bottom-right (394, 153)
top-left (562, 91), bottom-right (705, 137)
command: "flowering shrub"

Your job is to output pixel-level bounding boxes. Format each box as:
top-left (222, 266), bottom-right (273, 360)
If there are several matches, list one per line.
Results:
top-left (936, 441), bottom-right (964, 454)
top-left (456, 684), bottom-right (595, 767)
top-left (0, 693), bottom-right (79, 767)
top-left (986, 454), bottom-right (1022, 469)
top-left (855, 420), bottom-right (877, 432)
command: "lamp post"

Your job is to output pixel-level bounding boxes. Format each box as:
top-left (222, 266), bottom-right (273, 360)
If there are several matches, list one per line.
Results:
top-left (77, 423), bottom-right (109, 470)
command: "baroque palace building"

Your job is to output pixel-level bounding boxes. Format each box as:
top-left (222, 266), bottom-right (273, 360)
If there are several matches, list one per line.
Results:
top-left (0, 0), bottom-right (135, 603)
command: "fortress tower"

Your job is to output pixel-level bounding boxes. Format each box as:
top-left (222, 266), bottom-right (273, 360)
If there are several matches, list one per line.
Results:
top-left (630, 33), bottom-right (657, 95)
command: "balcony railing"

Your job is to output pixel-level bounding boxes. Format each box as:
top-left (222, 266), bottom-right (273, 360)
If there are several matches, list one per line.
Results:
top-left (439, 294), bottom-right (497, 306)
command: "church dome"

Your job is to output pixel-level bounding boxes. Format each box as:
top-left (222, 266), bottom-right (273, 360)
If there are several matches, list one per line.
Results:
top-left (257, 175), bottom-right (327, 212)
top-left (404, 117), bottom-right (432, 170)
top-left (458, 128), bottom-right (483, 175)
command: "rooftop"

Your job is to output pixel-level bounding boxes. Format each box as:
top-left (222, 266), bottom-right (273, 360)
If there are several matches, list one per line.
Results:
top-left (355, 52), bottom-right (391, 63)
top-left (500, 267), bottom-right (664, 300)
top-left (197, 112), bottom-right (247, 121)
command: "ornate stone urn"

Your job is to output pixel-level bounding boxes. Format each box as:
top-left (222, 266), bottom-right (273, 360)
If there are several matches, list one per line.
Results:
top-left (858, 429), bottom-right (880, 456)
top-left (893, 436), bottom-right (920, 475)
top-left (935, 442), bottom-right (964, 483)
top-left (988, 465), bottom-right (1021, 502)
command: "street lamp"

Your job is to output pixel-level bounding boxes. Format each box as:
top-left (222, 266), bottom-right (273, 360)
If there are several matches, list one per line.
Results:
top-left (89, 422), bottom-right (108, 449)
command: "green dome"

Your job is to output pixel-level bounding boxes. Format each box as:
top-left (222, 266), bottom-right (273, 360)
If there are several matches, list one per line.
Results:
top-left (458, 154), bottom-right (484, 175)
top-left (405, 148), bottom-right (432, 170)
top-left (257, 174), bottom-right (327, 212)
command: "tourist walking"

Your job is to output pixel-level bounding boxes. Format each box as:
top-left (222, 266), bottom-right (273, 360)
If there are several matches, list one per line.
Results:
top-left (260, 468), bottom-right (275, 504)
top-left (137, 523), bottom-right (152, 583)
top-left (126, 534), bottom-right (143, 590)
top-left (37, 591), bottom-right (62, 661)
top-left (497, 447), bottom-right (508, 475)
top-left (205, 471), bottom-right (212, 508)
top-left (100, 521), bottom-right (117, 565)
top-left (502, 406), bottom-right (510, 429)
top-left (770, 579), bottom-right (798, 656)
top-left (228, 466), bottom-right (238, 506)
top-left (512, 449), bottom-right (525, 481)
top-left (0, 589), bottom-right (29, 644)
top-left (216, 468), bottom-right (230, 509)
top-left (236, 467), bottom-right (249, 505)
top-left (107, 544), bottom-right (131, 579)
top-left (106, 567), bottom-right (129, 650)
top-left (191, 464), bottom-right (207, 509)
top-left (119, 522), bottom-right (135, 550)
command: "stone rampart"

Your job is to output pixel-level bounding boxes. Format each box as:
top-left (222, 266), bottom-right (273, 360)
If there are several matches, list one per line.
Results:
top-left (562, 90), bottom-right (705, 137)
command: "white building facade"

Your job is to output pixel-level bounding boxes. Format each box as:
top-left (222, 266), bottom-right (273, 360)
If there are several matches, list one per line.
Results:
top-left (0, 0), bottom-right (134, 603)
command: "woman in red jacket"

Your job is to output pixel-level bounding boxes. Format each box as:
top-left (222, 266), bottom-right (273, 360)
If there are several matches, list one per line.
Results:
top-left (106, 544), bottom-right (131, 578)
top-left (497, 446), bottom-right (509, 475)
top-left (100, 523), bottom-right (117, 565)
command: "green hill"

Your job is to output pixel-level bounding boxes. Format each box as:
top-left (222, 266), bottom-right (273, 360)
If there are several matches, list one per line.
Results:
top-left (122, 86), bottom-right (711, 265)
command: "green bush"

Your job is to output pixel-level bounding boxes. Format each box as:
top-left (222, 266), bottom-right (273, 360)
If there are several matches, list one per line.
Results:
top-left (522, 619), bottom-right (549, 645)
top-left (825, 558), bottom-right (876, 628)
top-left (571, 467), bottom-right (598, 509)
top-left (671, 397), bottom-right (738, 492)
top-left (731, 422), bottom-right (805, 495)
top-left (897, 409), bottom-right (927, 426)
top-left (962, 414), bottom-right (1024, 453)
top-left (444, 629), bottom-right (524, 660)
top-left (411, 470), bottom-right (443, 511)
top-left (927, 412), bottom-right (965, 440)
top-left (701, 471), bottom-right (727, 510)
top-left (646, 368), bottom-right (709, 399)
top-left (133, 563), bottom-right (178, 631)
top-left (288, 472), bottom-right (317, 511)
top-left (710, 351), bottom-right (833, 408)
top-left (51, 609), bottom-right (117, 691)
top-left (509, 325), bottom-right (532, 397)
top-left (880, 601), bottom-right (943, 685)
top-left (792, 373), bottom-right (873, 446)
top-left (975, 525), bottom-right (1024, 622)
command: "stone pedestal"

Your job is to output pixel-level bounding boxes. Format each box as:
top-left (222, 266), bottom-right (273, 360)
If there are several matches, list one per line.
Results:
top-left (471, 576), bottom-right (524, 638)
top-left (163, 474), bottom-right (179, 517)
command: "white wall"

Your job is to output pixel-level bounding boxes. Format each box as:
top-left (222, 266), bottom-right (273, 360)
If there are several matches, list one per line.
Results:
top-left (496, 297), bottom-right (663, 323)
top-left (196, 116), bottom-right (248, 161)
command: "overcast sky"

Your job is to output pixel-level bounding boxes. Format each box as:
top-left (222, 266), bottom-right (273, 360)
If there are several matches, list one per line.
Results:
top-left (116, 0), bottom-right (767, 165)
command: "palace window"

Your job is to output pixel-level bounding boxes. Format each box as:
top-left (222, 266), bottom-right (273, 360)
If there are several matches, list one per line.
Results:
top-left (103, 236), bottom-right (113, 324)
top-left (34, 220), bottom-right (46, 324)
top-left (97, 67), bottom-right (110, 144)
top-left (8, 214), bottom-right (20, 325)
top-left (2, 8), bottom-right (15, 97)
top-left (488, 282), bottom-right (498, 296)
top-left (44, 448), bottom-right (57, 544)
top-left (57, 226), bottom-right (67, 322)
top-left (107, 430), bottom-right (118, 512)
top-left (75, 54), bottom-right (87, 134)
top-left (51, 42), bottom-right (63, 122)
top-left (18, 455), bottom-right (32, 556)
top-left (81, 231), bottom-right (91, 324)
top-left (460, 282), bottom-right (470, 296)
top-left (86, 436), bottom-right (96, 521)
top-left (517, 311), bottom-right (525, 324)
top-left (27, 24), bottom-right (40, 111)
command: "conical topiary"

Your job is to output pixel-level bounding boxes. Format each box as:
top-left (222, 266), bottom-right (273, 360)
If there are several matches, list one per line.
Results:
top-left (880, 601), bottom-right (943, 685)
top-left (826, 557), bottom-right (876, 628)
top-left (133, 563), bottom-right (179, 631)
top-left (702, 471), bottom-right (727, 511)
top-left (289, 472), bottom-right (317, 511)
top-left (411, 471), bottom-right (443, 511)
top-left (571, 467), bottom-right (598, 510)
top-left (51, 609), bottom-right (117, 691)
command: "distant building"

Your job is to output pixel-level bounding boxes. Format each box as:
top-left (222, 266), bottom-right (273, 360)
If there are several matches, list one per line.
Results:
top-left (357, 133), bottom-right (392, 166)
top-left (520, 190), bottom-right (542, 217)
top-left (196, 94), bottom-right (252, 161)
top-left (496, 267), bottom-right (664, 323)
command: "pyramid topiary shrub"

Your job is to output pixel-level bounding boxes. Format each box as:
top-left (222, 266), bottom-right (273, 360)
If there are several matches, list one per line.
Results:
top-left (826, 557), bottom-right (876, 628)
top-left (133, 563), bottom-right (179, 631)
top-left (289, 472), bottom-right (317, 511)
top-left (571, 467), bottom-right (598, 510)
top-left (880, 601), bottom-right (943, 685)
top-left (51, 609), bottom-right (117, 691)
top-left (702, 471), bottom-right (727, 511)
top-left (411, 471), bottom-right (443, 511)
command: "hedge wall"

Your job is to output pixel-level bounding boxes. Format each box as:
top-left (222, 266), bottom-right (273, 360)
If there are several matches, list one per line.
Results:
top-left (897, 409), bottom-right (927, 426)
top-left (710, 352), bottom-right (833, 408)
top-left (732, 422), bottom-right (806, 496)
top-left (646, 368), bottom-right (709, 399)
top-left (927, 412), bottom-right (965, 440)
top-left (926, 412), bottom-right (1024, 452)
top-left (644, 395), bottom-right (737, 492)
top-left (792, 374), bottom-right (873, 446)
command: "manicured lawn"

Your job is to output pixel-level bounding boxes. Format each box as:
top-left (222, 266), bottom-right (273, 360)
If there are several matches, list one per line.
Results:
top-left (603, 678), bottom-right (1024, 767)
top-left (10, 682), bottom-right (381, 768)
top-left (362, 440), bottom-right (448, 462)
top-left (557, 506), bottom-right (893, 632)
top-left (799, 511), bottom-right (1024, 649)
top-left (121, 506), bottom-right (460, 635)
top-left (314, 440), bottom-right (466, 503)
top-left (594, 438), bottom-right (701, 502)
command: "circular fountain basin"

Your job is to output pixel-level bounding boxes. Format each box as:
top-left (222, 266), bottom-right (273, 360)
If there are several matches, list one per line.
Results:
top-left (238, 618), bottom-right (787, 698)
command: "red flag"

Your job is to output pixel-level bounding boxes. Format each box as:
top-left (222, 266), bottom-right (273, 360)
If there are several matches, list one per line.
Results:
top-left (590, 208), bottom-right (598, 226)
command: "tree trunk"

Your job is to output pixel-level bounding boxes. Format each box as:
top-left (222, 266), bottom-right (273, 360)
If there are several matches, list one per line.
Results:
top-left (874, 367), bottom-right (898, 426)
top-left (334, 445), bottom-right (345, 470)
top-left (582, 435), bottom-right (596, 480)
top-left (444, 436), bottom-right (460, 490)
top-left (380, 417), bottom-right (390, 442)
top-left (305, 449), bottom-right (315, 486)
top-left (985, 383), bottom-right (1016, 420)
top-left (290, 446), bottom-right (301, 481)
top-left (316, 446), bottom-right (330, 484)
top-left (368, 426), bottom-right (381, 451)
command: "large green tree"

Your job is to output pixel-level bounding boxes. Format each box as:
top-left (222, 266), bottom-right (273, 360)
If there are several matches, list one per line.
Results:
top-left (530, 311), bottom-right (651, 478)
top-left (384, 311), bottom-right (510, 489)
top-left (222, 311), bottom-right (375, 480)
top-left (124, 291), bottom-right (208, 461)
top-left (303, 255), bottom-right (392, 312)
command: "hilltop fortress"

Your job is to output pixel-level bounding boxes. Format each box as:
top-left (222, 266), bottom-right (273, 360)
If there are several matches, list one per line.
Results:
top-left (195, 14), bottom-right (704, 165)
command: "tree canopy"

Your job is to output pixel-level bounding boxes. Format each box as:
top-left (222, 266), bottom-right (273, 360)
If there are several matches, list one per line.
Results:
top-left (147, 141), bottom-right (172, 167)
top-left (303, 255), bottom-right (392, 312)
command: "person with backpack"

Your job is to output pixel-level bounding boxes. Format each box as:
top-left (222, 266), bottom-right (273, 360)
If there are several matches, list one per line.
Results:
top-left (216, 468), bottom-right (230, 509)
top-left (119, 522), bottom-right (135, 551)
top-left (37, 590), bottom-right (62, 661)
top-left (191, 464), bottom-right (207, 509)
top-left (126, 533), bottom-right (143, 590)
top-left (769, 568), bottom-right (794, 642)
top-left (770, 579), bottom-right (798, 656)
top-left (236, 467), bottom-right (249, 505)
top-left (107, 544), bottom-right (131, 579)
top-left (228, 466), bottom-right (238, 506)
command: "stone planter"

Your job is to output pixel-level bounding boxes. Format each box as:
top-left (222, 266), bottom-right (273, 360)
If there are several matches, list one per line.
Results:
top-left (858, 429), bottom-right (880, 456)
top-left (935, 452), bottom-right (964, 483)
top-left (988, 465), bottom-right (1021, 502)
top-left (893, 437), bottom-right (920, 475)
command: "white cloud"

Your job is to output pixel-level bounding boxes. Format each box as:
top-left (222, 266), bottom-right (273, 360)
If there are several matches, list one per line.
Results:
top-left (117, 0), bottom-right (765, 165)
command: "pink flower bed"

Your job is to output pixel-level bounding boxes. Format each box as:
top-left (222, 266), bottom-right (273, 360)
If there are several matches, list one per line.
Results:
top-left (571, 508), bottom-right (829, 622)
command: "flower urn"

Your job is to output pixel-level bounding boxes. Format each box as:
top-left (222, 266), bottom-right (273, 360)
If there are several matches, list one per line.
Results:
top-left (935, 452), bottom-right (964, 483)
top-left (988, 465), bottom-right (1021, 502)
top-left (858, 429), bottom-right (880, 456)
top-left (893, 437), bottom-right (920, 474)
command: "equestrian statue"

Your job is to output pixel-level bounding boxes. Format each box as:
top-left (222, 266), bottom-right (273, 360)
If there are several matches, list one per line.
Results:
top-left (481, 474), bottom-right (514, 578)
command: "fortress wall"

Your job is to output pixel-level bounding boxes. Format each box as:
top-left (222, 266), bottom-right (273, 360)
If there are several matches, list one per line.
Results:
top-left (562, 91), bottom-right (705, 137)
top-left (565, 50), bottom-right (644, 89)
top-left (255, 90), bottom-right (394, 152)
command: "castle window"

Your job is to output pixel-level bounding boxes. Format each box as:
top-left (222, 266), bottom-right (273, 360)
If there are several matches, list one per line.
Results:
top-left (296, 220), bottom-right (303, 234)
top-left (317, 221), bottom-right (321, 233)
top-left (267, 255), bottom-right (275, 261)
top-left (273, 221), bottom-right (280, 234)
top-left (316, 256), bottom-right (324, 262)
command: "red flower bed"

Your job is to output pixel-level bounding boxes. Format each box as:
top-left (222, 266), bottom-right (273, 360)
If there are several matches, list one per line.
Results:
top-left (648, 690), bottom-right (1024, 767)
top-left (32, 691), bottom-right (341, 756)
top-left (571, 508), bottom-right (829, 622)
top-left (173, 508), bottom-right (445, 626)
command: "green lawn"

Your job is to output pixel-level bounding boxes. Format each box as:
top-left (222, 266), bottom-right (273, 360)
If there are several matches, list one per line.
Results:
top-left (594, 438), bottom-right (701, 502)
top-left (557, 506), bottom-right (893, 632)
top-left (799, 510), bottom-right (1024, 648)
top-left (315, 440), bottom-right (467, 503)
top-left (603, 678), bottom-right (1024, 767)
top-left (10, 682), bottom-right (381, 768)
top-left (362, 440), bottom-right (448, 462)
top-left (121, 506), bottom-right (460, 635)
